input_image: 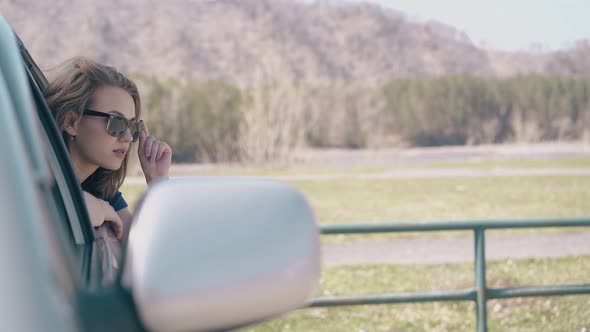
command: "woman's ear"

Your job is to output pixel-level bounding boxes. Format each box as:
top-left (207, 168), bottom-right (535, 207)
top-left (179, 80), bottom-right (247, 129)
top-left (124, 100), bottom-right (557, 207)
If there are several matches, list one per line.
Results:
top-left (64, 111), bottom-right (79, 137)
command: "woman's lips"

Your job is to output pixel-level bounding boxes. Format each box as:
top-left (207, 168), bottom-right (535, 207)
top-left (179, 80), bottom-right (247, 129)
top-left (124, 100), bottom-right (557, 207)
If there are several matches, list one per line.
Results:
top-left (113, 149), bottom-right (126, 159)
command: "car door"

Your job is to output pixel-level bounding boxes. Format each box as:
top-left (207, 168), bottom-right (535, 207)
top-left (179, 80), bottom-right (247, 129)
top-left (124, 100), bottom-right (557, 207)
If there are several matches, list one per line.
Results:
top-left (2, 14), bottom-right (146, 332)
top-left (18, 37), bottom-right (105, 283)
top-left (16, 31), bottom-right (127, 289)
top-left (0, 16), bottom-right (82, 332)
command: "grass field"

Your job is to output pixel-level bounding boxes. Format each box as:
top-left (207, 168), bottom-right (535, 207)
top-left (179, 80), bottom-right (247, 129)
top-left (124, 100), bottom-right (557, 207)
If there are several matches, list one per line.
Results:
top-left (163, 157), bottom-right (590, 177)
top-left (238, 256), bottom-right (590, 332)
top-left (122, 160), bottom-right (590, 241)
top-left (122, 172), bottom-right (590, 227)
top-left (291, 175), bottom-right (590, 223)
top-left (121, 158), bottom-right (590, 331)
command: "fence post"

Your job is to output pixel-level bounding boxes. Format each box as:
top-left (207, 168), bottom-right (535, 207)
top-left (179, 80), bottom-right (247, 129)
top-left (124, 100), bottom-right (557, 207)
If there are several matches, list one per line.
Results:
top-left (475, 228), bottom-right (488, 332)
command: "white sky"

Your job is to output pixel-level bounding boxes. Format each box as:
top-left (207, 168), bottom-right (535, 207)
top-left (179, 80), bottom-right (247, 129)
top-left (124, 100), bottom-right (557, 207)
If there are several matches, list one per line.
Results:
top-left (337, 0), bottom-right (590, 51)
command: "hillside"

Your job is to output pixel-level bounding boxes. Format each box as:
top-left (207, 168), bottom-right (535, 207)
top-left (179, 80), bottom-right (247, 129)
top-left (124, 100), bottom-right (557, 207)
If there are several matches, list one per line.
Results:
top-left (4, 0), bottom-right (587, 83)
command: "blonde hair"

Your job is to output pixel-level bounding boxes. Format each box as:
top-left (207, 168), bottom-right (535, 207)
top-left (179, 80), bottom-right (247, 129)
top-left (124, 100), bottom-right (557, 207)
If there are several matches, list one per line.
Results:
top-left (44, 57), bottom-right (142, 199)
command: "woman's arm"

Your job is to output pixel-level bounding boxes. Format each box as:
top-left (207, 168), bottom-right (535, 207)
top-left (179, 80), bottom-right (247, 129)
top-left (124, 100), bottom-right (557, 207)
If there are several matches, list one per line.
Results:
top-left (116, 207), bottom-right (133, 234)
top-left (115, 123), bottom-right (171, 237)
top-left (83, 191), bottom-right (124, 239)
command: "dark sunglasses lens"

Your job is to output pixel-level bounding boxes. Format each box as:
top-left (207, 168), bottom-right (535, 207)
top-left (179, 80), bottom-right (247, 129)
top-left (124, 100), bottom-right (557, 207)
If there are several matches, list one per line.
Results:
top-left (131, 122), bottom-right (142, 142)
top-left (107, 117), bottom-right (127, 137)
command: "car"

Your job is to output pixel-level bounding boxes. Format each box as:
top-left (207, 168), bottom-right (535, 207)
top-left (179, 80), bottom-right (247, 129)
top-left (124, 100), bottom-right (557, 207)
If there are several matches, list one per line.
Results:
top-left (0, 13), bottom-right (320, 332)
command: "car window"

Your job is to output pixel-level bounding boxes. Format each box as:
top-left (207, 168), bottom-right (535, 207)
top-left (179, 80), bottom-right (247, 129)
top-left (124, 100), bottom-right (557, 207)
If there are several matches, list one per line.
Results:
top-left (23, 48), bottom-right (123, 288)
top-left (39, 120), bottom-right (85, 243)
top-left (23, 59), bottom-right (99, 285)
top-left (30, 86), bottom-right (88, 277)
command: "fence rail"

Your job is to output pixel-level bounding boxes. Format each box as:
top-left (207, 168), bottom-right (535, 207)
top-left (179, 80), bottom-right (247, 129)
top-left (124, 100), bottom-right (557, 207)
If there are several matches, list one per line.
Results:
top-left (310, 217), bottom-right (590, 332)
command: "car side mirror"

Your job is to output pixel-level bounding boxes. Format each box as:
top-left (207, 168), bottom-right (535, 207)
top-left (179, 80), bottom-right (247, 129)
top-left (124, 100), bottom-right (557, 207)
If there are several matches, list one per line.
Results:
top-left (124, 177), bottom-right (321, 332)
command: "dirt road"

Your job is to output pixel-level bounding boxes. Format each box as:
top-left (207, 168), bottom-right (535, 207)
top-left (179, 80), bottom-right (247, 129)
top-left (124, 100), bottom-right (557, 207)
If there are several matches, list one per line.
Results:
top-left (322, 230), bottom-right (590, 266)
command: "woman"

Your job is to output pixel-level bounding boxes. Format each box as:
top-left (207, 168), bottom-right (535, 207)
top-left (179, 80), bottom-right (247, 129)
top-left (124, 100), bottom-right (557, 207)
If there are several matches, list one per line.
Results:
top-left (44, 57), bottom-right (171, 240)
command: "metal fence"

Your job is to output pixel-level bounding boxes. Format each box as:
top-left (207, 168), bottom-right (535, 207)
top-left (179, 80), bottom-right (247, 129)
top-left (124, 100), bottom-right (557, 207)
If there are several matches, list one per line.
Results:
top-left (310, 217), bottom-right (590, 332)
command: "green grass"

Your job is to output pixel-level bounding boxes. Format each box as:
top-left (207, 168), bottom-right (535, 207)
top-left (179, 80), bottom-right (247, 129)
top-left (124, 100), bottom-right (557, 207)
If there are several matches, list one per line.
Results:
top-left (122, 158), bottom-right (590, 230)
top-left (121, 164), bottom-right (590, 330)
top-left (165, 157), bottom-right (590, 178)
top-left (239, 256), bottom-right (590, 332)
top-left (122, 174), bottom-right (590, 221)
top-left (300, 175), bottom-right (590, 240)
top-left (289, 176), bottom-right (590, 223)
top-left (121, 175), bottom-right (590, 240)
top-left (122, 173), bottom-right (590, 244)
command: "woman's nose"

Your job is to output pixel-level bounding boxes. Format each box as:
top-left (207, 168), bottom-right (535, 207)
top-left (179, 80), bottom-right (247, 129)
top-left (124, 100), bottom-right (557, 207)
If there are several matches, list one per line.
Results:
top-left (119, 128), bottom-right (133, 142)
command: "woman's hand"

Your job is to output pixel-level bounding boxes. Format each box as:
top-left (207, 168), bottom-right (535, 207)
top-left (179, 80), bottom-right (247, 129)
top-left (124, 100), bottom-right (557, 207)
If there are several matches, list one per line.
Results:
top-left (83, 191), bottom-right (123, 240)
top-left (138, 122), bottom-right (172, 185)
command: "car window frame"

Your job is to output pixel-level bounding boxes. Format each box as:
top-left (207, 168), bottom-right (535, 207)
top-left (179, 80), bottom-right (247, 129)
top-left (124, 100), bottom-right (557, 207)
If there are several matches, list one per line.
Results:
top-left (19, 35), bottom-right (97, 284)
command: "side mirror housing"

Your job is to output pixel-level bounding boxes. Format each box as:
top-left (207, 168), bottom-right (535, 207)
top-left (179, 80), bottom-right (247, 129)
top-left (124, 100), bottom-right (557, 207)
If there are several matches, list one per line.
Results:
top-left (125, 177), bottom-right (321, 332)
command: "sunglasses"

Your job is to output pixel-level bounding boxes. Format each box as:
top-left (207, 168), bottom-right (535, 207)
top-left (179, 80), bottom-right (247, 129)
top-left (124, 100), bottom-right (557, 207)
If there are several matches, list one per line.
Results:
top-left (83, 109), bottom-right (143, 142)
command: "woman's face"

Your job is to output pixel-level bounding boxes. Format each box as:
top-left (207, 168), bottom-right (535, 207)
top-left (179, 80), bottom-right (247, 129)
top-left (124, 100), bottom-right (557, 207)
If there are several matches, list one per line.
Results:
top-left (71, 85), bottom-right (137, 171)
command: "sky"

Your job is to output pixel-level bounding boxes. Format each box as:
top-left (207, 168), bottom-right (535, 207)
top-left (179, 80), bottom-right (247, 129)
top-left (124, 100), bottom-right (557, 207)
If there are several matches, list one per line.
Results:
top-left (340, 0), bottom-right (590, 51)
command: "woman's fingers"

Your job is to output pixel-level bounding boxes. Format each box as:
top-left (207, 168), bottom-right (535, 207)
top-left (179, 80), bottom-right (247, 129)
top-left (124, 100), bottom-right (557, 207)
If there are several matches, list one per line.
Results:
top-left (82, 191), bottom-right (125, 240)
top-left (138, 121), bottom-right (168, 163)
top-left (156, 142), bottom-right (171, 160)
top-left (138, 130), bottom-right (146, 153)
top-left (144, 135), bottom-right (154, 158)
top-left (144, 138), bottom-right (170, 162)
top-left (138, 120), bottom-right (148, 151)
top-left (150, 141), bottom-right (160, 161)
top-left (104, 206), bottom-right (124, 240)
top-left (111, 219), bottom-right (123, 240)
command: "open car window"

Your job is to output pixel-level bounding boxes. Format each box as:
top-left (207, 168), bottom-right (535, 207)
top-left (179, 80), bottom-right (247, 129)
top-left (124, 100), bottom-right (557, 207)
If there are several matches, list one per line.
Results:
top-left (18, 36), bottom-right (109, 286)
top-left (20, 34), bottom-right (124, 287)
